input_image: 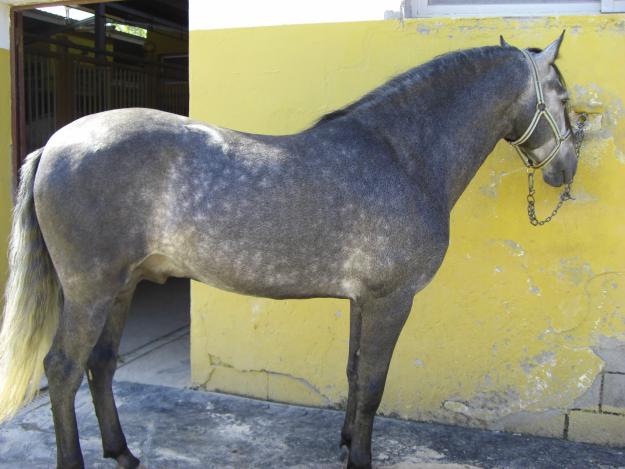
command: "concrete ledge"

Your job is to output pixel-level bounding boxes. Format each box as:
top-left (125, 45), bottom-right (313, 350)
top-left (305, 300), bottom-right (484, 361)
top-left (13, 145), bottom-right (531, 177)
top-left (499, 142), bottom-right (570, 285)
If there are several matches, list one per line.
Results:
top-left (568, 410), bottom-right (625, 447)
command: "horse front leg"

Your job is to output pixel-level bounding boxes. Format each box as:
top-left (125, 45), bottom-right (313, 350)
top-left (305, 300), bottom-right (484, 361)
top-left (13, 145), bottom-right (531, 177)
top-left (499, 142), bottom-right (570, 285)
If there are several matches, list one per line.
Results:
top-left (345, 289), bottom-right (414, 469)
top-left (341, 299), bottom-right (362, 451)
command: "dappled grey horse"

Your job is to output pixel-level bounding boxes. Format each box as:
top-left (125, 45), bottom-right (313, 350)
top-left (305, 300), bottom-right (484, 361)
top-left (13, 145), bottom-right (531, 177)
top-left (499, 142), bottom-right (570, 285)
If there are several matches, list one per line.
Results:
top-left (0, 34), bottom-right (578, 469)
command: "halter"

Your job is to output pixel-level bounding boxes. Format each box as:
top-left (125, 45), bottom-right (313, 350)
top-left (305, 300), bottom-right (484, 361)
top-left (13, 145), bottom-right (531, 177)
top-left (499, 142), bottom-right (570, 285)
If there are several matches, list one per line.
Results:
top-left (507, 48), bottom-right (586, 226)
top-left (509, 49), bottom-right (571, 170)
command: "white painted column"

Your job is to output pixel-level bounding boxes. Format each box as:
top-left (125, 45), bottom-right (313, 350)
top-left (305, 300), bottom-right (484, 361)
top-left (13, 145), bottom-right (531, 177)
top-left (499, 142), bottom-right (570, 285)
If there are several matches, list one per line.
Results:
top-left (189, 0), bottom-right (403, 31)
top-left (0, 3), bottom-right (9, 50)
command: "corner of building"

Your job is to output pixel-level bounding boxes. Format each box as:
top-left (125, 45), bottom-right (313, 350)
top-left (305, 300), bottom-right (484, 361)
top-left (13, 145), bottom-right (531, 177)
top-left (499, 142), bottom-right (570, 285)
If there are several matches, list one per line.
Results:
top-left (0, 2), bottom-right (13, 304)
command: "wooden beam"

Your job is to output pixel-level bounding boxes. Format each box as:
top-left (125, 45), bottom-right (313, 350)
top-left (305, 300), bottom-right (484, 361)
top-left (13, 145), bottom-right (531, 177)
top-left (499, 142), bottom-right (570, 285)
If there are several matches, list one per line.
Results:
top-left (9, 8), bottom-right (25, 191)
top-left (11, 0), bottom-right (122, 12)
top-left (104, 2), bottom-right (186, 32)
top-left (94, 3), bottom-right (105, 60)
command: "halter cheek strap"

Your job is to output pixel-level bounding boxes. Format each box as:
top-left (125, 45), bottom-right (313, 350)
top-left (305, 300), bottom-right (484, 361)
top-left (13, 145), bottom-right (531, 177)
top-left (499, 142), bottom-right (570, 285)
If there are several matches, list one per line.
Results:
top-left (509, 49), bottom-right (571, 170)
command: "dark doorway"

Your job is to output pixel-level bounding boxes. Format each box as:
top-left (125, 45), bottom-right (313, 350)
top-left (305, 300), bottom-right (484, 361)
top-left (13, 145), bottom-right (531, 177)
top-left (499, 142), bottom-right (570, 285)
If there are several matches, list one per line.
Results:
top-left (11, 1), bottom-right (191, 388)
top-left (13, 0), bottom-right (189, 161)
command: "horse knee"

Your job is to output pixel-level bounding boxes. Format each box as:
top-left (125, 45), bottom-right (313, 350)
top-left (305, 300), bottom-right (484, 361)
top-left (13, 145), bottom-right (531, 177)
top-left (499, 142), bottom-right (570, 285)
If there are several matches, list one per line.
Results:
top-left (87, 345), bottom-right (117, 373)
top-left (44, 350), bottom-right (81, 387)
top-left (358, 377), bottom-right (386, 414)
top-left (346, 361), bottom-right (357, 381)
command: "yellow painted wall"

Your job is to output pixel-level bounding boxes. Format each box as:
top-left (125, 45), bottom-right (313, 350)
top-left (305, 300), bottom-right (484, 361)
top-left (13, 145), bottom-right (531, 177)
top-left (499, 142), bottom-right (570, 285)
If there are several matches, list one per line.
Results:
top-left (146, 30), bottom-right (187, 57)
top-left (0, 48), bottom-right (12, 307)
top-left (189, 16), bottom-right (625, 443)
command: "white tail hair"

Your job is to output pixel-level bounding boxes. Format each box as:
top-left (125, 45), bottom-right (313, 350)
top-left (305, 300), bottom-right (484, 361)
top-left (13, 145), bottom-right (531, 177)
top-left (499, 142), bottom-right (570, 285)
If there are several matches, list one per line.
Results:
top-left (0, 148), bottom-right (62, 421)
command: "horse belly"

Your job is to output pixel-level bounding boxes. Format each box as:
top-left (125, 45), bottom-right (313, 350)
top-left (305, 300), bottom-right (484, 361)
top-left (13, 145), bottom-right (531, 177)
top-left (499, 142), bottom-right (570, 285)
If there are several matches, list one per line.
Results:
top-left (161, 206), bottom-right (351, 299)
top-left (155, 169), bottom-right (353, 299)
top-left (159, 197), bottom-right (428, 302)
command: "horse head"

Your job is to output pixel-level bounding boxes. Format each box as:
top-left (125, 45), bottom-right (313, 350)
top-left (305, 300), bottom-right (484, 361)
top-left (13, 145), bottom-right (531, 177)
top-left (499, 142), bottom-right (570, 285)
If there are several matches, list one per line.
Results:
top-left (503, 32), bottom-right (578, 187)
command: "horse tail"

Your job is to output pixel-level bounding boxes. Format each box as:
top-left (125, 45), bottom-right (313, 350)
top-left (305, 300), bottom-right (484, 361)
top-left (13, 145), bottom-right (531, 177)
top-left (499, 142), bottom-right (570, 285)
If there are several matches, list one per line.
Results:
top-left (0, 148), bottom-right (62, 422)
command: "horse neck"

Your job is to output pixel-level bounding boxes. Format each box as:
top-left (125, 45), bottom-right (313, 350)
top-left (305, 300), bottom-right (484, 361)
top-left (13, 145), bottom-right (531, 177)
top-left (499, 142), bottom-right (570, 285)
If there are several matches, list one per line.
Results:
top-left (351, 48), bottom-right (529, 211)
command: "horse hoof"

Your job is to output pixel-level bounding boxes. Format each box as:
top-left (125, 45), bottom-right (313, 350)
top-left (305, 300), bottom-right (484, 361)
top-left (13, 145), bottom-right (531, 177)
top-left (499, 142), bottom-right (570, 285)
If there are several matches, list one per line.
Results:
top-left (115, 461), bottom-right (141, 469)
top-left (346, 448), bottom-right (372, 469)
top-left (346, 463), bottom-right (372, 469)
top-left (339, 444), bottom-right (349, 462)
top-left (115, 448), bottom-right (141, 469)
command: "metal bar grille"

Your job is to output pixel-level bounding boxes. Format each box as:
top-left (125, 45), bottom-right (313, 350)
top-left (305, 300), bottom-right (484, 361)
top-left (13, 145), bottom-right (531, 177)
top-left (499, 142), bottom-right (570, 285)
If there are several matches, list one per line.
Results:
top-left (24, 54), bottom-right (57, 152)
top-left (24, 50), bottom-right (189, 153)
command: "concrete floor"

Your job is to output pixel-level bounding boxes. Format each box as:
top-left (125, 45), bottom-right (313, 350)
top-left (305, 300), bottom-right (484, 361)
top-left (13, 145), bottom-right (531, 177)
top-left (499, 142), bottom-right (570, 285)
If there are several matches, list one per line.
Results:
top-left (2, 381), bottom-right (625, 468)
top-left (4, 279), bottom-right (625, 468)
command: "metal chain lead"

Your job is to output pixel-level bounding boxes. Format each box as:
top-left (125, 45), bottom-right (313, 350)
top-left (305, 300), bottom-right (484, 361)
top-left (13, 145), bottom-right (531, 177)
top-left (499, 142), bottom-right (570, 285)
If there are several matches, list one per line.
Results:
top-left (526, 112), bottom-right (587, 226)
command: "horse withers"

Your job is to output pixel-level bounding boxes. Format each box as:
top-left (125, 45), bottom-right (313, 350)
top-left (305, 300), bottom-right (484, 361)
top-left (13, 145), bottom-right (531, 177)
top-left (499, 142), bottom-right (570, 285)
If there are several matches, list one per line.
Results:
top-left (0, 34), bottom-right (577, 469)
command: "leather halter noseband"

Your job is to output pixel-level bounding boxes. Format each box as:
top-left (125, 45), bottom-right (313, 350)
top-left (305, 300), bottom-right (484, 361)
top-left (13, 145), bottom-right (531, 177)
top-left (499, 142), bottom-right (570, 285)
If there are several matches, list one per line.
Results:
top-left (509, 49), bottom-right (571, 170)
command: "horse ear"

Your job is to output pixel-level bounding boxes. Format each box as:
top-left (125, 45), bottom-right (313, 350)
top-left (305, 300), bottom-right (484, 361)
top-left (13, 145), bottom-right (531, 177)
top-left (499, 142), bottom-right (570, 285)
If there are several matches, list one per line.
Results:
top-left (500, 35), bottom-right (511, 48)
top-left (538, 30), bottom-right (565, 65)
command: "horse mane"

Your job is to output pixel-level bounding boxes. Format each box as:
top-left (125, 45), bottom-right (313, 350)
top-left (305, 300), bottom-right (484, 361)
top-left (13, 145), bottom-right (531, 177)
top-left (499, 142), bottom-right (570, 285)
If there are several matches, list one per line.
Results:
top-left (313, 44), bottom-right (568, 127)
top-left (313, 46), bottom-right (504, 126)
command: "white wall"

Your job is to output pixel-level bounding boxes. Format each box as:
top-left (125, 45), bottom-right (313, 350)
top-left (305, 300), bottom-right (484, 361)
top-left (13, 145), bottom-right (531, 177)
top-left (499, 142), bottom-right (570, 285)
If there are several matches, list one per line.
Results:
top-left (189, 0), bottom-right (403, 31)
top-left (0, 3), bottom-right (8, 50)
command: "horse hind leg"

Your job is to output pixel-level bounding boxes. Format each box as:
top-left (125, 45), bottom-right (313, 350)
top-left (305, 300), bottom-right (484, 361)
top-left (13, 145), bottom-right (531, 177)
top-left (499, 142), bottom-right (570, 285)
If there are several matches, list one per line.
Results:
top-left (44, 294), bottom-right (117, 469)
top-left (86, 286), bottom-right (140, 469)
